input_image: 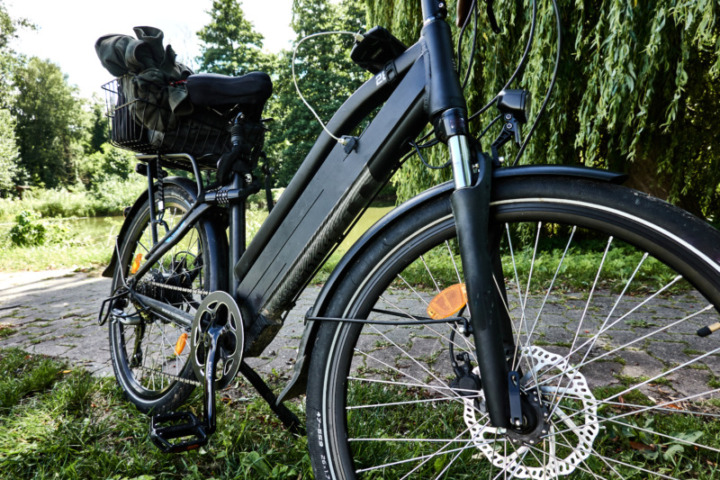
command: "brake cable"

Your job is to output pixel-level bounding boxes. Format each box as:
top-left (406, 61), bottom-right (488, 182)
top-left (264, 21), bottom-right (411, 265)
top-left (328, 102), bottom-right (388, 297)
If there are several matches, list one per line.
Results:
top-left (468, 0), bottom-right (539, 122)
top-left (512, 0), bottom-right (561, 166)
top-left (457, 0), bottom-right (480, 90)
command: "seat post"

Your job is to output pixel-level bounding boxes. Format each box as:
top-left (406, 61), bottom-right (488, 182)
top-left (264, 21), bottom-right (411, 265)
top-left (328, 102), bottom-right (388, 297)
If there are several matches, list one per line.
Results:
top-left (229, 171), bottom-right (246, 295)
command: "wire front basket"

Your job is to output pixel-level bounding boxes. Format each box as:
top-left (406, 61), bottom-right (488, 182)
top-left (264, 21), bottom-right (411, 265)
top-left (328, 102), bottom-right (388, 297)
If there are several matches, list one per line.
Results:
top-left (102, 78), bottom-right (230, 170)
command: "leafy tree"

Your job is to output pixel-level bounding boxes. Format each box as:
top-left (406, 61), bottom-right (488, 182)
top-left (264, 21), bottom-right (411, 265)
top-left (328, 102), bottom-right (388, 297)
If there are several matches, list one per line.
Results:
top-left (11, 57), bottom-right (85, 188)
top-left (0, 109), bottom-right (20, 195)
top-left (76, 142), bottom-right (135, 189)
top-left (0, 2), bottom-right (17, 108)
top-left (0, 1), bottom-right (33, 194)
top-left (267, 0), bottom-right (367, 185)
top-left (0, 1), bottom-right (33, 107)
top-left (85, 96), bottom-right (109, 154)
top-left (196, 0), bottom-right (269, 75)
top-left (368, 1), bottom-right (720, 218)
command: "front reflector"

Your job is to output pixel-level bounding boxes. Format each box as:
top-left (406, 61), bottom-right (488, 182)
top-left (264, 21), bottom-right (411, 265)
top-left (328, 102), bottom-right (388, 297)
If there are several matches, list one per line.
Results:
top-left (427, 283), bottom-right (467, 320)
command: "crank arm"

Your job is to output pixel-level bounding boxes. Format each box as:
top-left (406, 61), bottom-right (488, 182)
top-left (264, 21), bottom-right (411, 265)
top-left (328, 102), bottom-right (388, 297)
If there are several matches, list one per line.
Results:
top-left (150, 323), bottom-right (223, 452)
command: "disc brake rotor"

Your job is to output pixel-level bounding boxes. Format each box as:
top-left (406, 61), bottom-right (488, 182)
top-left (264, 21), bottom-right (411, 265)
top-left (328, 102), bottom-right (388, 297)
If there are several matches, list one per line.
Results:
top-left (464, 346), bottom-right (599, 479)
top-left (190, 291), bottom-right (244, 389)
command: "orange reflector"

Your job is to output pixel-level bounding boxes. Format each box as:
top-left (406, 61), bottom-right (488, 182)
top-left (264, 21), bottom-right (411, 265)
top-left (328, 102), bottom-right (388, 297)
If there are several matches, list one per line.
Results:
top-left (130, 253), bottom-right (143, 274)
top-left (427, 283), bottom-right (467, 320)
top-left (175, 333), bottom-right (188, 356)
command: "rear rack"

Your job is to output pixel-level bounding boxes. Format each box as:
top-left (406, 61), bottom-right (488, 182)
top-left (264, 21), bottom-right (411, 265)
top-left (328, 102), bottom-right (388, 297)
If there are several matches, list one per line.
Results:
top-left (102, 77), bottom-right (231, 171)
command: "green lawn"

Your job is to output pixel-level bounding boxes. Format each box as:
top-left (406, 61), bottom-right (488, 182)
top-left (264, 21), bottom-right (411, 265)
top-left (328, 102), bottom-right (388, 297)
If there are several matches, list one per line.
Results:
top-left (0, 349), bottom-right (311, 479)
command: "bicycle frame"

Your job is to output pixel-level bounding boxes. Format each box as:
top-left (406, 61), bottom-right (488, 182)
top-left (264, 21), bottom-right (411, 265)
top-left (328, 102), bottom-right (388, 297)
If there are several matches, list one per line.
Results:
top-left (118, 0), bottom-right (517, 430)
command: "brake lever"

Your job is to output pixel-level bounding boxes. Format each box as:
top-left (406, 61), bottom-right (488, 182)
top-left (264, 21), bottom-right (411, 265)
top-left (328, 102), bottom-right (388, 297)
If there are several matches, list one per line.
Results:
top-left (485, 0), bottom-right (502, 34)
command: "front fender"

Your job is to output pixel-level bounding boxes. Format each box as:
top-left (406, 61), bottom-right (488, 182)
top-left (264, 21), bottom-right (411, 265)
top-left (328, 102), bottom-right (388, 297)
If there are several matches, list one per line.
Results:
top-left (276, 165), bottom-right (625, 403)
top-left (101, 176), bottom-right (201, 278)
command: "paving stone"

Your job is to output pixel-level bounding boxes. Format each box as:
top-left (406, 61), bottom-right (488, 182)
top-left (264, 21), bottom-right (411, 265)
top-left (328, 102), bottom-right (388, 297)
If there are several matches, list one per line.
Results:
top-left (645, 340), bottom-right (693, 367)
top-left (619, 350), bottom-right (665, 380)
top-left (2, 269), bottom-right (720, 404)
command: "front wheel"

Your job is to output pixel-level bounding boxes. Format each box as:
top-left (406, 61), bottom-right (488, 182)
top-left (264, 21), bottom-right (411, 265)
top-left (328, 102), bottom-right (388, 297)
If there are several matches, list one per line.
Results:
top-left (307, 177), bottom-right (720, 479)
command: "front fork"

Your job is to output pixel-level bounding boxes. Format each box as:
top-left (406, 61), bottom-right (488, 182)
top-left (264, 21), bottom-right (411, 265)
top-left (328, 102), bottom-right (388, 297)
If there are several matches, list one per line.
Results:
top-left (449, 134), bottom-right (516, 429)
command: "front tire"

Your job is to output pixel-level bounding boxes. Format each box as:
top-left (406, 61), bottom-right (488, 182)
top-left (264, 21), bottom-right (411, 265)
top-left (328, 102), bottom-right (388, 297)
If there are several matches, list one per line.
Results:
top-left (307, 177), bottom-right (720, 479)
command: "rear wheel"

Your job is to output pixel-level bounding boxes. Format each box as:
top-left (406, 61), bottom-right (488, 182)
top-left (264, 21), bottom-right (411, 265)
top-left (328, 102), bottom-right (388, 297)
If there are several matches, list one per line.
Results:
top-left (307, 177), bottom-right (720, 479)
top-left (108, 183), bottom-right (226, 413)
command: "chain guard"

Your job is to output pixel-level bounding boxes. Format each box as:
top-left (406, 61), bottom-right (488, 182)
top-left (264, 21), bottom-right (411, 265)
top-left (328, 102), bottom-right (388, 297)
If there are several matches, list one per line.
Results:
top-left (190, 291), bottom-right (244, 389)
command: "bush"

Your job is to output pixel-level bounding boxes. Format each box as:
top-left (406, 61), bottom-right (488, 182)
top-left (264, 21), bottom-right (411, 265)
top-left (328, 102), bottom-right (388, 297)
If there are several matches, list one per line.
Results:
top-left (87, 177), bottom-right (145, 216)
top-left (76, 142), bottom-right (135, 189)
top-left (5, 210), bottom-right (81, 248)
top-left (0, 177), bottom-right (145, 223)
top-left (7, 210), bottom-right (47, 247)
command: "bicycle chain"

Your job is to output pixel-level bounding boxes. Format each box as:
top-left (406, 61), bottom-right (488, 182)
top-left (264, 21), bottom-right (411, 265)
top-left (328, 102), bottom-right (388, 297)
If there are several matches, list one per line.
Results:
top-left (137, 364), bottom-right (202, 387)
top-left (131, 280), bottom-right (211, 388)
top-left (141, 280), bottom-right (210, 297)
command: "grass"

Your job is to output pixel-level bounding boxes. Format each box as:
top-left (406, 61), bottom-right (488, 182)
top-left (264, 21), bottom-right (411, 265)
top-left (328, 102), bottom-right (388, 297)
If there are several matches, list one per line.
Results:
top-left (386, 232), bottom-right (685, 296)
top-left (0, 190), bottom-right (391, 274)
top-left (342, 380), bottom-right (720, 479)
top-left (3, 348), bottom-right (720, 479)
top-left (0, 348), bottom-right (311, 479)
top-left (0, 179), bottom-right (144, 272)
top-left (0, 216), bottom-right (123, 271)
top-left (3, 184), bottom-right (719, 477)
top-left (0, 178), bottom-right (688, 294)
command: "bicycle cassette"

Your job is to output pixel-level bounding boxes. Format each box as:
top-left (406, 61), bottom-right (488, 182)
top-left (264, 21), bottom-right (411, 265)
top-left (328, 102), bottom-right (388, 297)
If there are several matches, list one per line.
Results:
top-left (190, 291), bottom-right (244, 389)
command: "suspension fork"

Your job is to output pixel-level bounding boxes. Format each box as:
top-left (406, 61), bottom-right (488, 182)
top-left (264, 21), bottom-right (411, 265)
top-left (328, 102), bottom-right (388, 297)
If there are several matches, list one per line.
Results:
top-left (450, 146), bottom-right (515, 429)
top-left (420, 0), bottom-right (516, 429)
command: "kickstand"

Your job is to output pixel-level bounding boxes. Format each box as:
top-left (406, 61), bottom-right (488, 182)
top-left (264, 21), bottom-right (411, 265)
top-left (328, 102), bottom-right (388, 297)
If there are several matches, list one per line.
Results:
top-left (240, 361), bottom-right (305, 436)
top-left (150, 325), bottom-right (305, 453)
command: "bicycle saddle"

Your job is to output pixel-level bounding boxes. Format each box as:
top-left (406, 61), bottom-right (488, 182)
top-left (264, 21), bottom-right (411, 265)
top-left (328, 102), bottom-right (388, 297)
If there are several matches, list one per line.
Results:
top-left (187, 72), bottom-right (272, 120)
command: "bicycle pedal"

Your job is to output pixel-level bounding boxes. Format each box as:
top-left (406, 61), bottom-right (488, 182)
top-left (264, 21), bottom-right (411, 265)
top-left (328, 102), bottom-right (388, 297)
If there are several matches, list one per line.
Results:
top-left (150, 411), bottom-right (209, 453)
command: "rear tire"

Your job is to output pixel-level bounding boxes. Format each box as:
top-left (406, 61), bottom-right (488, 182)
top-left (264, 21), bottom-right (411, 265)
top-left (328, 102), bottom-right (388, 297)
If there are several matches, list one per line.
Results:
top-left (108, 182), bottom-right (226, 414)
top-left (307, 177), bottom-right (720, 479)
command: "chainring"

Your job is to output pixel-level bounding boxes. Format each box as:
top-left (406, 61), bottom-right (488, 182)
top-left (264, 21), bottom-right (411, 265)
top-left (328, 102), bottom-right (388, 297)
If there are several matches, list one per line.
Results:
top-left (190, 291), bottom-right (244, 389)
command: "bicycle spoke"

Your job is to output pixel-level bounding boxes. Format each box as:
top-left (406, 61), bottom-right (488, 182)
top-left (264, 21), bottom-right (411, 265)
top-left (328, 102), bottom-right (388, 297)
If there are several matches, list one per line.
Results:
top-left (350, 349), bottom-right (459, 403)
top-left (548, 236), bottom-right (613, 411)
top-left (521, 225), bottom-right (577, 353)
top-left (316, 195), bottom-right (720, 479)
top-left (355, 442), bottom-right (471, 475)
top-left (346, 394), bottom-right (476, 410)
top-left (378, 290), bottom-right (475, 359)
top-left (533, 303), bottom-right (713, 393)
top-left (554, 401), bottom-right (720, 458)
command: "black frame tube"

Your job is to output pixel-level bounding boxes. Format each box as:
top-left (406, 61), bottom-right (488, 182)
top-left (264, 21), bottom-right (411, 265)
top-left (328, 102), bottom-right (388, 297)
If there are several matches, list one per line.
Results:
top-left (146, 156), bottom-right (159, 245)
top-left (229, 172), bottom-right (245, 295)
top-left (124, 6), bottom-right (518, 430)
top-left (126, 201), bottom-right (213, 285)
